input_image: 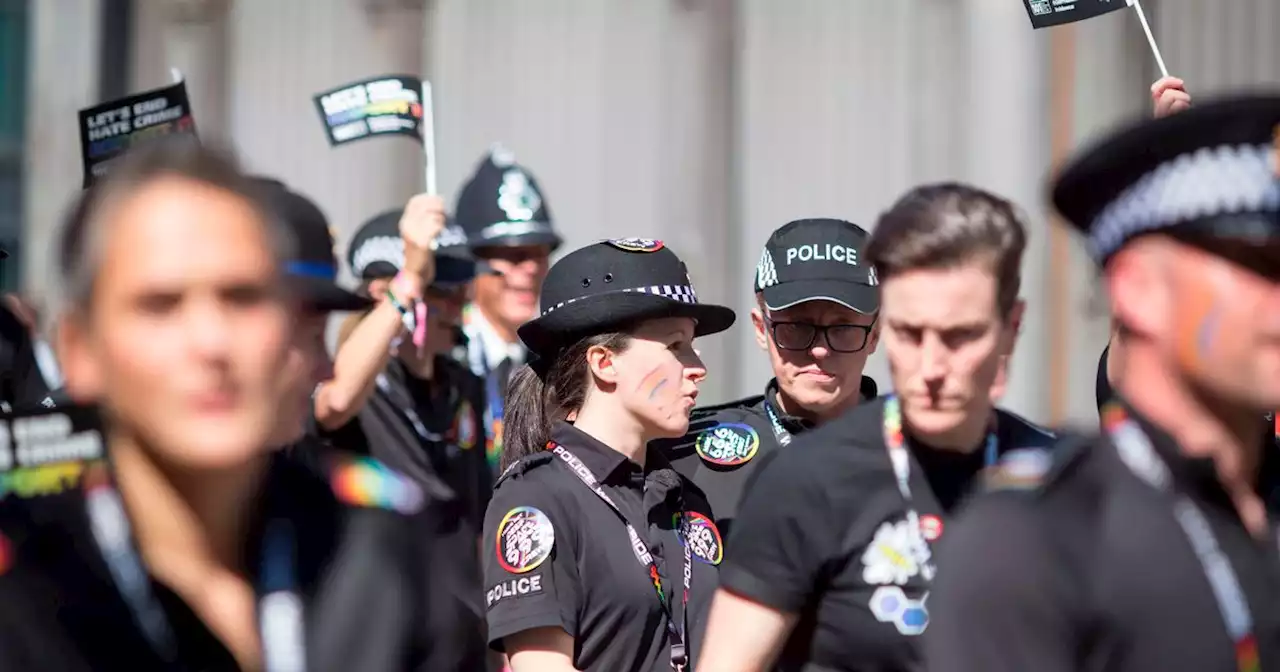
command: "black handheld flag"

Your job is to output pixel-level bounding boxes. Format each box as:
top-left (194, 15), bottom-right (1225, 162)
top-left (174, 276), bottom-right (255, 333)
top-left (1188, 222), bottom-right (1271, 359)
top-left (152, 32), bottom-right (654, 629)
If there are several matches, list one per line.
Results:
top-left (313, 75), bottom-right (425, 147)
top-left (77, 80), bottom-right (198, 188)
top-left (1021, 0), bottom-right (1127, 29)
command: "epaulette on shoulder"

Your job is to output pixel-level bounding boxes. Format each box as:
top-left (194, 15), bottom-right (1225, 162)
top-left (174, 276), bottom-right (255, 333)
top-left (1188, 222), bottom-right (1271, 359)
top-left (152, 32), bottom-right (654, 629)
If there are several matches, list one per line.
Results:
top-left (328, 454), bottom-right (433, 515)
top-left (984, 433), bottom-right (1089, 495)
top-left (494, 452), bottom-right (555, 488)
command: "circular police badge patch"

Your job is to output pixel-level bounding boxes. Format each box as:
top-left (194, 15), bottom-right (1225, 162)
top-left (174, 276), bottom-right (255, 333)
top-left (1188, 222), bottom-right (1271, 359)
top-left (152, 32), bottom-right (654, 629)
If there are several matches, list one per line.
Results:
top-left (695, 423), bottom-right (759, 466)
top-left (496, 506), bottom-right (555, 574)
top-left (453, 400), bottom-right (477, 450)
top-left (606, 238), bottom-right (665, 253)
top-left (677, 511), bottom-right (723, 565)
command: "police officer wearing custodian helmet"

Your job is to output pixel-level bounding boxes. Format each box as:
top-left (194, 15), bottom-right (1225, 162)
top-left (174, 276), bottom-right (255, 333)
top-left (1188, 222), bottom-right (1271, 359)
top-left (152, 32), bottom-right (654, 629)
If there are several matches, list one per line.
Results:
top-left (927, 95), bottom-right (1280, 672)
top-left (481, 238), bottom-right (735, 671)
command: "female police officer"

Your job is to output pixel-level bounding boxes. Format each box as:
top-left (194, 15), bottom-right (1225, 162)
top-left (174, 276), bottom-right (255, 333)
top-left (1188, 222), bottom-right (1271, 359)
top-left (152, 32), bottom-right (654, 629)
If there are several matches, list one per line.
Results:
top-left (695, 184), bottom-right (1055, 672)
top-left (481, 238), bottom-right (735, 671)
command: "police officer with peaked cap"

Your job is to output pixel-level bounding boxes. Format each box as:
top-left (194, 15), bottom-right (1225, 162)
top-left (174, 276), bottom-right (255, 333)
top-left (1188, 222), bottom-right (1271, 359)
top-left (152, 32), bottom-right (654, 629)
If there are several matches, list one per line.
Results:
top-left (661, 219), bottom-right (879, 538)
top-left (482, 238), bottom-right (732, 671)
top-left (454, 145), bottom-right (562, 474)
top-left (926, 95), bottom-right (1280, 672)
top-left (313, 206), bottom-right (494, 532)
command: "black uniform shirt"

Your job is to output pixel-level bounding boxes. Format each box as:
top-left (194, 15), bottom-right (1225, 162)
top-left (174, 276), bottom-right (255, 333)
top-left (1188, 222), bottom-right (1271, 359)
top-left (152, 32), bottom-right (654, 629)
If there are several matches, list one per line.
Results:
top-left (0, 305), bottom-right (51, 412)
top-left (316, 355), bottom-right (492, 531)
top-left (482, 422), bottom-right (721, 671)
top-left (663, 376), bottom-right (878, 538)
top-left (925, 398), bottom-right (1280, 672)
top-left (0, 441), bottom-right (487, 671)
top-left (722, 396), bottom-right (1054, 672)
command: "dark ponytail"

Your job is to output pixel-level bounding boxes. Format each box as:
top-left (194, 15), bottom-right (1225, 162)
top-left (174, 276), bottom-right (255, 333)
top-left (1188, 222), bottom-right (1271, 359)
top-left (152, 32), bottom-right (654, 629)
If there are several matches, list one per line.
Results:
top-left (500, 331), bottom-right (632, 471)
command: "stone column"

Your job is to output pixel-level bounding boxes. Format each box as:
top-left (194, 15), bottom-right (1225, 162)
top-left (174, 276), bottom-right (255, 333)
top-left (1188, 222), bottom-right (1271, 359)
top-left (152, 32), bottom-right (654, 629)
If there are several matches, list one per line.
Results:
top-left (158, 0), bottom-right (231, 143)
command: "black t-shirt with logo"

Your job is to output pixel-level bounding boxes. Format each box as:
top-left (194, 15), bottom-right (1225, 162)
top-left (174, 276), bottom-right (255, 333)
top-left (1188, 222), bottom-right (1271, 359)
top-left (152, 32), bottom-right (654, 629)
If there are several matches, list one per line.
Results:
top-left (662, 376), bottom-right (878, 539)
top-left (0, 426), bottom-right (486, 671)
top-left (722, 396), bottom-right (1055, 672)
top-left (314, 355), bottom-right (492, 531)
top-left (482, 422), bottom-right (721, 671)
top-left (926, 399), bottom-right (1280, 672)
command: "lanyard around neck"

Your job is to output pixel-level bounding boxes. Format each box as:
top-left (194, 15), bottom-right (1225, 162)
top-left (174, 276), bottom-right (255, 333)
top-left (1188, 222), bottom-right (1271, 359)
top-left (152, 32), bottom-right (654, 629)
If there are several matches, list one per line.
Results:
top-left (84, 464), bottom-right (306, 671)
top-left (546, 442), bottom-right (692, 670)
top-left (762, 397), bottom-right (793, 447)
top-left (1102, 402), bottom-right (1260, 671)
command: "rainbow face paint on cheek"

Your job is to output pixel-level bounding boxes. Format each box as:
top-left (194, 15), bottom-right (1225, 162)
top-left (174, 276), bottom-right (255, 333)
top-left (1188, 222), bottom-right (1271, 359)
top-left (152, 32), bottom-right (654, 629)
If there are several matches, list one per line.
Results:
top-left (1195, 302), bottom-right (1223, 361)
top-left (648, 378), bottom-right (669, 401)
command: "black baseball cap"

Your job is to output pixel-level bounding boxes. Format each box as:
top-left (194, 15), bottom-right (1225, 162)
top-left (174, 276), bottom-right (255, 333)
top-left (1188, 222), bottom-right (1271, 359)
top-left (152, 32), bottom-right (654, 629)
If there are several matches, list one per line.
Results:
top-left (250, 177), bottom-right (370, 313)
top-left (1053, 94), bottom-right (1280, 263)
top-left (347, 208), bottom-right (490, 286)
top-left (752, 218), bottom-right (879, 314)
top-left (454, 145), bottom-right (562, 251)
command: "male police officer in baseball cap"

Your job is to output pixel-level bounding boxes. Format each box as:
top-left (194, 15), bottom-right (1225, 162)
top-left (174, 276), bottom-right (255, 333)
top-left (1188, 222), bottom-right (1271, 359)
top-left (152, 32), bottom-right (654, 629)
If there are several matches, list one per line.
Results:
top-left (665, 218), bottom-right (880, 535)
top-left (928, 94), bottom-right (1280, 671)
top-left (320, 207), bottom-right (494, 531)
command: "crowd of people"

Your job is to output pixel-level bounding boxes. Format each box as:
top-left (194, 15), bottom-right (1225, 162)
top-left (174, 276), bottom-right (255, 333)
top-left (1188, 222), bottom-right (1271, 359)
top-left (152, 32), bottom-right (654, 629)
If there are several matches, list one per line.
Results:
top-left (0, 73), bottom-right (1276, 672)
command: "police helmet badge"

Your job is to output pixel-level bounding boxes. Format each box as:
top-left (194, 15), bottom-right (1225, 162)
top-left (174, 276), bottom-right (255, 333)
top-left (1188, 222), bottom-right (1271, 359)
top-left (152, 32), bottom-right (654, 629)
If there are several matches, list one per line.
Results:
top-left (694, 423), bottom-right (760, 466)
top-left (496, 506), bottom-right (555, 573)
top-left (676, 511), bottom-right (723, 565)
top-left (605, 238), bottom-right (665, 253)
top-left (497, 169), bottom-right (541, 222)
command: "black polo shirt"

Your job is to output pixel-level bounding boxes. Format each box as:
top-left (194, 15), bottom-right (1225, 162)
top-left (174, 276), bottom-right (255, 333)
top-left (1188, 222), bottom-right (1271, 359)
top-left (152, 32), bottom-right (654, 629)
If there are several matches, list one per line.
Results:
top-left (925, 398), bottom-right (1280, 672)
top-left (0, 439), bottom-right (486, 671)
top-left (315, 355), bottom-right (492, 532)
top-left (722, 396), bottom-right (1055, 672)
top-left (663, 376), bottom-right (878, 538)
top-left (482, 422), bottom-right (721, 671)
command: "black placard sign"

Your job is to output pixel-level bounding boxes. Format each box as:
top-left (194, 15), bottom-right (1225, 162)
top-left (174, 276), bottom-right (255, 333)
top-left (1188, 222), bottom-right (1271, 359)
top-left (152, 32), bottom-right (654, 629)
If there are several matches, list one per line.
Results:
top-left (0, 404), bottom-right (105, 499)
top-left (313, 75), bottom-right (425, 147)
top-left (78, 81), bottom-right (198, 188)
top-left (1022, 0), bottom-right (1128, 29)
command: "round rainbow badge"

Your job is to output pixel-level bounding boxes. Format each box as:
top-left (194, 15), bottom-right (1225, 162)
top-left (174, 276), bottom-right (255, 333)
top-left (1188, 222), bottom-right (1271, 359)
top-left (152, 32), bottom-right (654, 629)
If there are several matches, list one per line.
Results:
top-left (677, 511), bottom-right (723, 566)
top-left (496, 506), bottom-right (555, 573)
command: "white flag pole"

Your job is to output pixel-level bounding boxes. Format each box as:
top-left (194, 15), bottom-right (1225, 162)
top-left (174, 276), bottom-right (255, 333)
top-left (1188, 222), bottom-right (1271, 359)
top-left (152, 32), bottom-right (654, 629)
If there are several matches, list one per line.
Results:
top-left (1128, 0), bottom-right (1168, 78)
top-left (170, 67), bottom-right (183, 83)
top-left (420, 80), bottom-right (438, 196)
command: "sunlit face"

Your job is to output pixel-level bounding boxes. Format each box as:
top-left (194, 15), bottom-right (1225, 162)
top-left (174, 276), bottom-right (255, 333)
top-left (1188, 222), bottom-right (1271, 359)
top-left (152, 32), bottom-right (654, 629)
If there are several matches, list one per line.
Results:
top-left (751, 298), bottom-right (878, 420)
top-left (880, 262), bottom-right (1021, 443)
top-left (60, 176), bottom-right (293, 469)
top-left (594, 317), bottom-right (707, 440)
top-left (1112, 237), bottom-right (1280, 411)
top-left (273, 312), bottom-right (332, 446)
top-left (473, 245), bottom-right (551, 331)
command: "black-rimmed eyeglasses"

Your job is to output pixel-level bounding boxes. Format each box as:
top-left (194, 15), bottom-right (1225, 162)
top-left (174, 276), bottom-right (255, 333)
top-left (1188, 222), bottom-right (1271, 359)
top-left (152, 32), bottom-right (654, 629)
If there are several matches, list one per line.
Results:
top-left (765, 317), bottom-right (876, 353)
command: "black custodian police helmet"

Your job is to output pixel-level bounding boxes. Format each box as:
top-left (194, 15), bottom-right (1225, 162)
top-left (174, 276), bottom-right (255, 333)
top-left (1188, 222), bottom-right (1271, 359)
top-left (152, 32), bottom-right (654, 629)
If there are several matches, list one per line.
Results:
top-left (454, 145), bottom-right (563, 252)
top-left (517, 238), bottom-right (736, 358)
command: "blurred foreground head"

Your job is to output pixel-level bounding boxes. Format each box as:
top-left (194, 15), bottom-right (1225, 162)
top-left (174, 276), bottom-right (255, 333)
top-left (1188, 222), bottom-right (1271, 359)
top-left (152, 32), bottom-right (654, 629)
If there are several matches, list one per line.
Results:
top-left (55, 140), bottom-right (296, 470)
top-left (1054, 94), bottom-right (1280, 413)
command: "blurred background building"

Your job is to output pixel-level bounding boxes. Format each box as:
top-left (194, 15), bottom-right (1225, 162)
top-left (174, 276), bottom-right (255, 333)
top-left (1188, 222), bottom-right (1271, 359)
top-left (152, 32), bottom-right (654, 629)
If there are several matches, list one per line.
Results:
top-left (5, 0), bottom-right (1280, 425)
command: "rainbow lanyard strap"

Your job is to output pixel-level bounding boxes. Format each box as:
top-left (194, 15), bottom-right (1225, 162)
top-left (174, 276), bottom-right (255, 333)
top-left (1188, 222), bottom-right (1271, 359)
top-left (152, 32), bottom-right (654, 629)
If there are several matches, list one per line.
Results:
top-left (545, 441), bottom-right (692, 670)
top-left (1102, 402), bottom-right (1261, 672)
top-left (880, 395), bottom-right (999, 583)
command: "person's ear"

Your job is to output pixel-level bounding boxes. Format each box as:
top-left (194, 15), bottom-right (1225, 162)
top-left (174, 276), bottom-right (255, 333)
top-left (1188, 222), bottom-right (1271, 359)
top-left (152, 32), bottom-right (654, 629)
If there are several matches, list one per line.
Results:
top-left (751, 307), bottom-right (769, 352)
top-left (56, 315), bottom-right (104, 402)
top-left (585, 343), bottom-right (620, 387)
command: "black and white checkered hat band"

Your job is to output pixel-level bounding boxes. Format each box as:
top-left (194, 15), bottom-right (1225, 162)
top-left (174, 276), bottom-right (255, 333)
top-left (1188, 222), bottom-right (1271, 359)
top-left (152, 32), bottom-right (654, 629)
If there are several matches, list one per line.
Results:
top-left (1087, 143), bottom-right (1280, 260)
top-left (542, 284), bottom-right (699, 315)
top-left (351, 235), bottom-right (404, 276)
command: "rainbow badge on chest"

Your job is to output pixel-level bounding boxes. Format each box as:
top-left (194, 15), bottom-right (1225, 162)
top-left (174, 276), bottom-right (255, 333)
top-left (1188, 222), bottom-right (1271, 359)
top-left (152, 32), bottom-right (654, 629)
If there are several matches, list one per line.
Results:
top-left (675, 511), bottom-right (723, 565)
top-left (695, 423), bottom-right (759, 466)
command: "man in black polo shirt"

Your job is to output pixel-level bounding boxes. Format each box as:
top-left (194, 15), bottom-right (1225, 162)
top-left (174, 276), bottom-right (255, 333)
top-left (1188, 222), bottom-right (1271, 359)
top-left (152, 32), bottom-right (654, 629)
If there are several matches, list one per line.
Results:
top-left (927, 96), bottom-right (1280, 671)
top-left (664, 219), bottom-right (879, 536)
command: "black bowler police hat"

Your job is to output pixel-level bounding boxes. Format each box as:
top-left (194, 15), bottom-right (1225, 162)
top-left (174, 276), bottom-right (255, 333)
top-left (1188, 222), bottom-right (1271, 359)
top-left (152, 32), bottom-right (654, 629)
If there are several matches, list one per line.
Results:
top-left (454, 145), bottom-right (563, 252)
top-left (517, 238), bottom-right (736, 357)
top-left (753, 218), bottom-right (879, 314)
top-left (1052, 94), bottom-right (1280, 262)
top-left (250, 178), bottom-right (371, 313)
top-left (347, 208), bottom-right (492, 286)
